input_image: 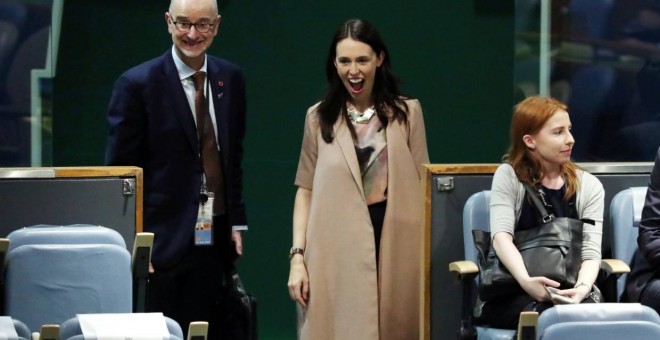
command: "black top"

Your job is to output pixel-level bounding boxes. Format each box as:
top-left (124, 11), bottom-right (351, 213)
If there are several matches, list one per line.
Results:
top-left (517, 185), bottom-right (578, 231)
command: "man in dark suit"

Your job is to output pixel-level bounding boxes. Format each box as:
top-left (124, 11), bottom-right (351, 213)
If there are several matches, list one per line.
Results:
top-left (104, 0), bottom-right (247, 338)
top-left (623, 146), bottom-right (660, 312)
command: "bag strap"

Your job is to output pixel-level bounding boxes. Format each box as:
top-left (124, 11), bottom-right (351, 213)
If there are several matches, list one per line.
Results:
top-left (523, 183), bottom-right (555, 223)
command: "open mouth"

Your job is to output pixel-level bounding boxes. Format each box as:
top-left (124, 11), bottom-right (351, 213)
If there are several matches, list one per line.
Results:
top-left (184, 39), bottom-right (204, 49)
top-left (348, 78), bottom-right (364, 93)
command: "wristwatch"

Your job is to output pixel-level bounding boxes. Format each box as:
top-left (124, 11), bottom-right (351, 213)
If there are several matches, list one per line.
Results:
top-left (574, 282), bottom-right (591, 291)
top-left (289, 247), bottom-right (305, 259)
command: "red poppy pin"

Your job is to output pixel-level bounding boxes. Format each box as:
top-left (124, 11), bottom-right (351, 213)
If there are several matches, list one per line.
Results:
top-left (218, 81), bottom-right (224, 87)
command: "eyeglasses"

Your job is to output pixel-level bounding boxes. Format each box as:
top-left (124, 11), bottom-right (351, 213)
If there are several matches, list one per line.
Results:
top-left (170, 18), bottom-right (217, 33)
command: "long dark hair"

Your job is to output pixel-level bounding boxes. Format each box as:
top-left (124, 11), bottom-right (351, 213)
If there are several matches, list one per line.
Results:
top-left (317, 19), bottom-right (410, 143)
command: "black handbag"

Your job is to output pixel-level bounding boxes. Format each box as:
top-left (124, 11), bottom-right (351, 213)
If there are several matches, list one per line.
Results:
top-left (217, 270), bottom-right (258, 340)
top-left (231, 272), bottom-right (258, 340)
top-left (474, 184), bottom-right (591, 301)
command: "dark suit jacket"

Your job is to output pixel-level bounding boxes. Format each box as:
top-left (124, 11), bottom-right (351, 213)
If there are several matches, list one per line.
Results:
top-left (623, 147), bottom-right (660, 302)
top-left (105, 50), bottom-right (247, 268)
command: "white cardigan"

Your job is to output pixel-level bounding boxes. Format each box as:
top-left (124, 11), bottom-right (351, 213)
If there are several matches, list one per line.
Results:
top-left (490, 163), bottom-right (605, 261)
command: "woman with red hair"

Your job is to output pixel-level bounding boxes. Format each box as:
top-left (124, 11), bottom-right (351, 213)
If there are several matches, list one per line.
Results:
top-left (478, 96), bottom-right (605, 329)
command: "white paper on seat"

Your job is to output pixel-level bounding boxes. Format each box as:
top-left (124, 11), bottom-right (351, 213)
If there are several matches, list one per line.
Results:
top-left (0, 316), bottom-right (18, 340)
top-left (78, 313), bottom-right (170, 340)
top-left (632, 187), bottom-right (647, 228)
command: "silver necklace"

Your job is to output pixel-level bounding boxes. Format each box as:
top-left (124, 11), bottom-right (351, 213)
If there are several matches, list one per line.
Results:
top-left (347, 105), bottom-right (376, 124)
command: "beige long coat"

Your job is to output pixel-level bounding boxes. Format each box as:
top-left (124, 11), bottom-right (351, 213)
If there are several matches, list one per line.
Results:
top-left (295, 99), bottom-right (429, 340)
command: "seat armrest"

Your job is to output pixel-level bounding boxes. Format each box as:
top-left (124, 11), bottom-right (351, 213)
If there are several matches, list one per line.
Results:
top-left (132, 232), bottom-right (154, 275)
top-left (187, 321), bottom-right (209, 340)
top-left (601, 259), bottom-right (630, 275)
top-left (0, 238), bottom-right (9, 265)
top-left (451, 260), bottom-right (479, 338)
top-left (39, 324), bottom-right (60, 340)
top-left (601, 258), bottom-right (630, 302)
top-left (517, 311), bottom-right (538, 340)
top-left (132, 232), bottom-right (154, 313)
top-left (0, 238), bottom-right (8, 313)
top-left (449, 260), bottom-right (478, 280)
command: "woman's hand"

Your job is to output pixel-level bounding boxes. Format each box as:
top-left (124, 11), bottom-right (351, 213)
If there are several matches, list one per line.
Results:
top-left (288, 255), bottom-right (310, 307)
top-left (492, 232), bottom-right (561, 302)
top-left (520, 276), bottom-right (560, 302)
top-left (555, 284), bottom-right (591, 303)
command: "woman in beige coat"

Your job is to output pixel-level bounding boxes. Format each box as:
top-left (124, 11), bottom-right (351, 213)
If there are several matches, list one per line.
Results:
top-left (287, 19), bottom-right (429, 340)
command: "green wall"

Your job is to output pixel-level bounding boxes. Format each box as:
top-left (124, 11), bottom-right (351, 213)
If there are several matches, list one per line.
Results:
top-left (53, 1), bottom-right (513, 338)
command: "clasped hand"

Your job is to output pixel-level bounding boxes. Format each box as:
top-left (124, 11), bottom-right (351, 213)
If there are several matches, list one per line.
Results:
top-left (520, 277), bottom-right (589, 304)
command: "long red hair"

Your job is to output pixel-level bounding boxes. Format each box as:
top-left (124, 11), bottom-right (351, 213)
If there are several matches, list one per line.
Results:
top-left (504, 96), bottom-right (579, 199)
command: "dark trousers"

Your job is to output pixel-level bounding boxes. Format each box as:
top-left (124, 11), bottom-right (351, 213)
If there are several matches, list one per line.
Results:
top-left (479, 293), bottom-right (553, 329)
top-left (479, 290), bottom-right (598, 329)
top-left (368, 200), bottom-right (386, 266)
top-left (640, 279), bottom-right (660, 315)
top-left (146, 215), bottom-right (233, 340)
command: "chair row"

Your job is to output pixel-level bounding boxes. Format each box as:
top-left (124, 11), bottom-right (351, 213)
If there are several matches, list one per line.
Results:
top-left (0, 224), bottom-right (207, 340)
top-left (449, 186), bottom-right (655, 340)
top-left (0, 314), bottom-right (205, 340)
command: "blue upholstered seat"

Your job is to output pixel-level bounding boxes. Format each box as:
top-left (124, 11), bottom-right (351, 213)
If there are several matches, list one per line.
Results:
top-left (537, 303), bottom-right (660, 339)
top-left (59, 314), bottom-right (184, 340)
top-left (609, 187), bottom-right (647, 299)
top-left (0, 317), bottom-right (31, 340)
top-left (460, 190), bottom-right (517, 340)
top-left (6, 224), bottom-right (126, 251)
top-left (4, 225), bottom-right (132, 332)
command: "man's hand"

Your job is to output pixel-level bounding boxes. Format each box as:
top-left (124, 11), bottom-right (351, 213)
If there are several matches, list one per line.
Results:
top-left (232, 230), bottom-right (243, 257)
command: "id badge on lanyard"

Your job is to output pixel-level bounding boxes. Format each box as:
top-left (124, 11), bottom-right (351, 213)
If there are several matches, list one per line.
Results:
top-left (195, 176), bottom-right (214, 246)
